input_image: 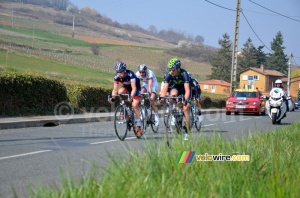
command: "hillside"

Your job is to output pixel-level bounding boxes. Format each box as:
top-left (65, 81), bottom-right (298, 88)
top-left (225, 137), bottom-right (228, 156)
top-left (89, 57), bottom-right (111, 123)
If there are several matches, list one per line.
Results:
top-left (0, 1), bottom-right (213, 83)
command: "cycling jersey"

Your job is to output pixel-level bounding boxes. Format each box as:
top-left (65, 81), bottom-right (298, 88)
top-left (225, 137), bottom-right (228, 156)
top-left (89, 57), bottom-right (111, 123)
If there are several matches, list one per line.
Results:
top-left (164, 68), bottom-right (190, 85)
top-left (190, 78), bottom-right (201, 99)
top-left (114, 70), bottom-right (141, 96)
top-left (135, 69), bottom-right (158, 94)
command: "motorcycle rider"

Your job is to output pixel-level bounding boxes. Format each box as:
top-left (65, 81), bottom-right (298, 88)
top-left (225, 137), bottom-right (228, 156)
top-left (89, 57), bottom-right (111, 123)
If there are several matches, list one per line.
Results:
top-left (270, 79), bottom-right (289, 113)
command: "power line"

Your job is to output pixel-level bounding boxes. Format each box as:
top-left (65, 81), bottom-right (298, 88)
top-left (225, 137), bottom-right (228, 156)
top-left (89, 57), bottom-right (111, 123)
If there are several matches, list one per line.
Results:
top-left (204, 0), bottom-right (235, 11)
top-left (241, 11), bottom-right (272, 52)
top-left (249, 0), bottom-right (300, 23)
top-left (292, 56), bottom-right (299, 67)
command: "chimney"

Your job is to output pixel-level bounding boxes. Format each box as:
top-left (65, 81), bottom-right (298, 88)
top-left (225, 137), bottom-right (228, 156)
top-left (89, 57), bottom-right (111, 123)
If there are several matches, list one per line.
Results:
top-left (260, 64), bottom-right (264, 72)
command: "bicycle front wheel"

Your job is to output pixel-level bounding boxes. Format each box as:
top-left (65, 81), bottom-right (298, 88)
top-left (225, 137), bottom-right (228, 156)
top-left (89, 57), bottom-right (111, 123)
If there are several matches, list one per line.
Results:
top-left (114, 105), bottom-right (128, 141)
top-left (150, 109), bottom-right (159, 133)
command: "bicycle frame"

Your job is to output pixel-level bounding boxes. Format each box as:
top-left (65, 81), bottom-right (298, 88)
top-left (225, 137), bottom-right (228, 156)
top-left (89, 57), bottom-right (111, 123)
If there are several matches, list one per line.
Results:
top-left (140, 93), bottom-right (158, 133)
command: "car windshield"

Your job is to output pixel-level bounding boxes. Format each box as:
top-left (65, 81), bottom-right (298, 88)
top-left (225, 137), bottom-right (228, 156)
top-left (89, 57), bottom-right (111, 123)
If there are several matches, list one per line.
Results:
top-left (233, 91), bottom-right (257, 98)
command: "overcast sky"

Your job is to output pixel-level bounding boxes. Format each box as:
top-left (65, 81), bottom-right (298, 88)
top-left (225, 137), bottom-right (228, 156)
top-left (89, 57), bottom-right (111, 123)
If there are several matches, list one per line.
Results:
top-left (71, 0), bottom-right (300, 66)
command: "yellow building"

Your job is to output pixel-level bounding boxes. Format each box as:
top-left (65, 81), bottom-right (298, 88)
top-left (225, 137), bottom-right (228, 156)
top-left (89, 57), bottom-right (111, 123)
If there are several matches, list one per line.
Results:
top-left (290, 76), bottom-right (300, 98)
top-left (239, 65), bottom-right (286, 95)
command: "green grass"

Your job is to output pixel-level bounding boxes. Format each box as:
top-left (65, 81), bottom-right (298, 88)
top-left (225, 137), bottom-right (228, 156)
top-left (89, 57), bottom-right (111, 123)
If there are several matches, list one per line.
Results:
top-left (30, 122), bottom-right (300, 197)
top-left (0, 50), bottom-right (114, 88)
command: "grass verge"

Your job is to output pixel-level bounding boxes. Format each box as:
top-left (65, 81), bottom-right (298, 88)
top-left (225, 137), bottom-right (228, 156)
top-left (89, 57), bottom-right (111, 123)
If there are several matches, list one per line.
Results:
top-left (30, 121), bottom-right (300, 197)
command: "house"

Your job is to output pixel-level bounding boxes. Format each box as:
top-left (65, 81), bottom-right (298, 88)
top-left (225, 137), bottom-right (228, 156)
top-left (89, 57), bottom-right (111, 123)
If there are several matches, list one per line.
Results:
top-left (290, 76), bottom-right (300, 98)
top-left (199, 79), bottom-right (230, 95)
top-left (239, 65), bottom-right (286, 94)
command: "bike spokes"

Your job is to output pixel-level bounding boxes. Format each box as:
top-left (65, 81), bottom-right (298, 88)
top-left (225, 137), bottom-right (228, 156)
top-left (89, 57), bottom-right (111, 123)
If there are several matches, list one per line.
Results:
top-left (114, 105), bottom-right (128, 141)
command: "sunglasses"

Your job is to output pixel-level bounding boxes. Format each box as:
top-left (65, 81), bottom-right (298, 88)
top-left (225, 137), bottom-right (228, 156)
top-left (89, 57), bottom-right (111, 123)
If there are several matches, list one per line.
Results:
top-left (139, 71), bottom-right (146, 74)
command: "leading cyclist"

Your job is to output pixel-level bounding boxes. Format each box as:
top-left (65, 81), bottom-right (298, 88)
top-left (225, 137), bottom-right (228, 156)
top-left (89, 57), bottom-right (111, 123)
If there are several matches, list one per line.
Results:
top-left (108, 62), bottom-right (143, 135)
top-left (160, 58), bottom-right (191, 140)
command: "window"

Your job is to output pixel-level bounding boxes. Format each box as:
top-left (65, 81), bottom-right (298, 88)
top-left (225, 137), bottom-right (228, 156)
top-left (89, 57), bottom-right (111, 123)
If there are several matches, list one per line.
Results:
top-left (204, 84), bottom-right (208, 90)
top-left (211, 85), bottom-right (216, 93)
top-left (247, 75), bottom-right (260, 81)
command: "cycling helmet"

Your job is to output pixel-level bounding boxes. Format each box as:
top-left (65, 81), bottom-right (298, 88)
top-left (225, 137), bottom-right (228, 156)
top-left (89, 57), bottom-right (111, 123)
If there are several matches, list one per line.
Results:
top-left (168, 58), bottom-right (181, 70)
top-left (275, 79), bottom-right (282, 84)
top-left (115, 62), bottom-right (127, 73)
top-left (138, 64), bottom-right (147, 72)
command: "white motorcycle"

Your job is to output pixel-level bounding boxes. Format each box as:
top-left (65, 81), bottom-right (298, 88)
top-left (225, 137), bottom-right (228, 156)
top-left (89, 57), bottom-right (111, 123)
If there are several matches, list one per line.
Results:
top-left (265, 88), bottom-right (291, 125)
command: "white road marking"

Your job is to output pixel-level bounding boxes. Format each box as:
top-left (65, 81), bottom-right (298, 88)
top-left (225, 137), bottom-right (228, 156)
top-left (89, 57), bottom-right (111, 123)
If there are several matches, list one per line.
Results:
top-left (90, 137), bottom-right (136, 145)
top-left (203, 124), bottom-right (216, 127)
top-left (0, 150), bottom-right (52, 160)
top-left (241, 118), bottom-right (252, 121)
top-left (223, 120), bottom-right (236, 123)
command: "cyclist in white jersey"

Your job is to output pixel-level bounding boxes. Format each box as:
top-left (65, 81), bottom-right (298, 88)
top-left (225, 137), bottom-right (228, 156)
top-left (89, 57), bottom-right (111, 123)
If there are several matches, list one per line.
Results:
top-left (136, 64), bottom-right (160, 126)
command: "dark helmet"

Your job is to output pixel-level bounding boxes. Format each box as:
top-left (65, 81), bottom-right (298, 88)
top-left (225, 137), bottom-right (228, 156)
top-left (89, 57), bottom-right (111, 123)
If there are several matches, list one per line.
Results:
top-left (115, 62), bottom-right (127, 73)
top-left (168, 58), bottom-right (181, 70)
top-left (138, 64), bottom-right (147, 72)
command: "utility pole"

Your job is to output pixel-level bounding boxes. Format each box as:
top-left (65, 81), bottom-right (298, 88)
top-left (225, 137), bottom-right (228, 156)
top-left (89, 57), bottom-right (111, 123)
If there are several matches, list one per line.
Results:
top-left (230, 0), bottom-right (241, 93)
top-left (72, 15), bottom-right (75, 38)
top-left (287, 52), bottom-right (293, 96)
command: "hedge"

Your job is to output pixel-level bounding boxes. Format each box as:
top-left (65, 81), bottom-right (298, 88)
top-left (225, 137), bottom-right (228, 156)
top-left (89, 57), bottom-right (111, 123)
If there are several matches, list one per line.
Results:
top-left (0, 73), bottom-right (226, 117)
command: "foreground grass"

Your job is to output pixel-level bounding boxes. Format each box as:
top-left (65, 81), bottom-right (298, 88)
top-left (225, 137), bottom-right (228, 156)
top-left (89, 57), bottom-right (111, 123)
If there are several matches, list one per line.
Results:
top-left (30, 122), bottom-right (300, 197)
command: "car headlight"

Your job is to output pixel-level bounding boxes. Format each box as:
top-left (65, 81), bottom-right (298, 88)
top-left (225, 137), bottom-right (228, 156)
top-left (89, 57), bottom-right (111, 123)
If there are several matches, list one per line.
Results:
top-left (250, 102), bottom-right (259, 105)
top-left (227, 101), bottom-right (233, 104)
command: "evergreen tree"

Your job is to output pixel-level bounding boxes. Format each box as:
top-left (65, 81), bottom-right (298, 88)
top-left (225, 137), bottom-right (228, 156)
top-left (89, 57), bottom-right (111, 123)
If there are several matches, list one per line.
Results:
top-left (265, 31), bottom-right (288, 74)
top-left (208, 33), bottom-right (232, 82)
top-left (238, 38), bottom-right (256, 72)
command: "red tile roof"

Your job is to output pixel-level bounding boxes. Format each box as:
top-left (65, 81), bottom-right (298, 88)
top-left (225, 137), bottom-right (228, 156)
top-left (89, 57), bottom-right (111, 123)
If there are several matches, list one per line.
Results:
top-left (199, 79), bottom-right (231, 87)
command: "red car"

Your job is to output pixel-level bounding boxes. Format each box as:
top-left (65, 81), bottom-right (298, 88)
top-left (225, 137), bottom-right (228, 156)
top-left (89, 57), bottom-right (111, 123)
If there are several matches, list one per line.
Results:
top-left (226, 89), bottom-right (266, 115)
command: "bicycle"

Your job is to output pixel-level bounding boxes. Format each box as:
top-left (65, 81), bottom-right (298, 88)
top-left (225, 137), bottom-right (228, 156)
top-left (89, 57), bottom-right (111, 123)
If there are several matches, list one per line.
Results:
top-left (109, 94), bottom-right (145, 141)
top-left (161, 95), bottom-right (186, 135)
top-left (189, 98), bottom-right (202, 132)
top-left (140, 93), bottom-right (159, 133)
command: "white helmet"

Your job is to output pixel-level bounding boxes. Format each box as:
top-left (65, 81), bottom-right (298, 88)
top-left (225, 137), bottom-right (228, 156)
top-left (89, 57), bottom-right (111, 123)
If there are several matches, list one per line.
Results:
top-left (275, 79), bottom-right (282, 84)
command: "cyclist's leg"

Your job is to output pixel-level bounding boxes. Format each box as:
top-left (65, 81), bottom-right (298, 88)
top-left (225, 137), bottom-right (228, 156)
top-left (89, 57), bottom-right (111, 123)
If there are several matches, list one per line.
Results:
top-left (118, 86), bottom-right (129, 95)
top-left (141, 84), bottom-right (148, 94)
top-left (150, 85), bottom-right (159, 126)
top-left (169, 88), bottom-right (179, 109)
top-left (132, 91), bottom-right (142, 134)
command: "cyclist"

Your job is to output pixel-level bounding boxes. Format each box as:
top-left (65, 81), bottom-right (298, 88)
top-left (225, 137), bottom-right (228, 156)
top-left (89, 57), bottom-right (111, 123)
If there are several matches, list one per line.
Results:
top-left (189, 76), bottom-right (203, 123)
top-left (135, 64), bottom-right (160, 126)
top-left (160, 58), bottom-right (191, 140)
top-left (108, 62), bottom-right (143, 135)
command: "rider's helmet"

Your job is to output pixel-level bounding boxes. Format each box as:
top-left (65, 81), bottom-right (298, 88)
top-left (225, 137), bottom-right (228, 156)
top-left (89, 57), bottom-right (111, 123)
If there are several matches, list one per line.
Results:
top-left (138, 64), bottom-right (147, 73)
top-left (167, 58), bottom-right (181, 70)
top-left (275, 79), bottom-right (283, 87)
top-left (115, 62), bottom-right (127, 73)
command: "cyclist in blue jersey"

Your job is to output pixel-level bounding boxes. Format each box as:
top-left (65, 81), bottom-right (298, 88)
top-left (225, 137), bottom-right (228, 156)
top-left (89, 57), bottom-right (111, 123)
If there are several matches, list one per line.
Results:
top-left (108, 62), bottom-right (143, 135)
top-left (160, 58), bottom-right (191, 140)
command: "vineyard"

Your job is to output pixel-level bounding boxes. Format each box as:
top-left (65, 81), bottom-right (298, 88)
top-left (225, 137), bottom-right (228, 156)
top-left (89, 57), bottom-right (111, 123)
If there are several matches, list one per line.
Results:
top-left (0, 4), bottom-right (212, 86)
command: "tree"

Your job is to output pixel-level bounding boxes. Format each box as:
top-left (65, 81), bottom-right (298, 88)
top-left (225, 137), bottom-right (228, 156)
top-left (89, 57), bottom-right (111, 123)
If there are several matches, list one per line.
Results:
top-left (208, 33), bottom-right (232, 82)
top-left (238, 38), bottom-right (267, 70)
top-left (265, 31), bottom-right (288, 74)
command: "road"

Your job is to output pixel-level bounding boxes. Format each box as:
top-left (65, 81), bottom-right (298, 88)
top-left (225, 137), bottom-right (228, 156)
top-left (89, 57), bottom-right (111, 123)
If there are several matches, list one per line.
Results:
top-left (1, 111), bottom-right (299, 198)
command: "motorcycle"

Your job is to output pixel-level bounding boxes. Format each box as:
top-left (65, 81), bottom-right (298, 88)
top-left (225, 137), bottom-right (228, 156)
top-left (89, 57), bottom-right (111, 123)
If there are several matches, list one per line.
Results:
top-left (264, 88), bottom-right (291, 125)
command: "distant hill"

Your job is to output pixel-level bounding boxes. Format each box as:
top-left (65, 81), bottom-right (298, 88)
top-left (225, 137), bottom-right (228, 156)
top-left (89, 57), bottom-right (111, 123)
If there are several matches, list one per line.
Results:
top-left (0, 1), bottom-right (214, 79)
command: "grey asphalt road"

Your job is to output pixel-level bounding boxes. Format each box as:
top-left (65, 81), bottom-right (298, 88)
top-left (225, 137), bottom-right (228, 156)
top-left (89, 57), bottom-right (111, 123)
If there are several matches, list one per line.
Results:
top-left (1, 111), bottom-right (300, 198)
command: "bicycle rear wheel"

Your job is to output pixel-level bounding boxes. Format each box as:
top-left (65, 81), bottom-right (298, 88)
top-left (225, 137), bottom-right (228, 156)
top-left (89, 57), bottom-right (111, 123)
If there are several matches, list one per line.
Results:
top-left (114, 105), bottom-right (128, 141)
top-left (195, 109), bottom-right (202, 132)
